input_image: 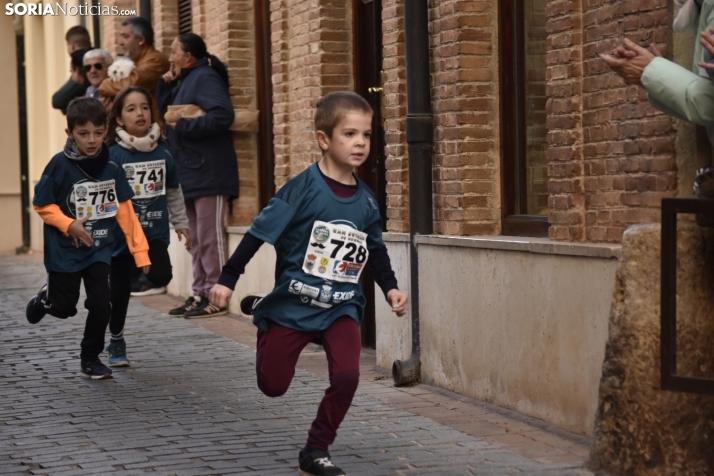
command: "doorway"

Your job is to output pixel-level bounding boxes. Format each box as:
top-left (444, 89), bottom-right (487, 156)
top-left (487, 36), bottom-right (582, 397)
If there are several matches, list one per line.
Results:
top-left (353, 0), bottom-right (386, 349)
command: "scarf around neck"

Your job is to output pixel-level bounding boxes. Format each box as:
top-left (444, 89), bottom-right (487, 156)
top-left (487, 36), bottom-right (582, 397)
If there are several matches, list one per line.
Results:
top-left (63, 138), bottom-right (109, 179)
top-left (115, 123), bottom-right (161, 152)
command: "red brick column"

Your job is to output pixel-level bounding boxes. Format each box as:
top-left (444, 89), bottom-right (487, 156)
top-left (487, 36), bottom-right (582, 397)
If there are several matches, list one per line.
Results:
top-left (382, 0), bottom-right (409, 233)
top-left (430, 0), bottom-right (500, 236)
top-left (269, 0), bottom-right (352, 189)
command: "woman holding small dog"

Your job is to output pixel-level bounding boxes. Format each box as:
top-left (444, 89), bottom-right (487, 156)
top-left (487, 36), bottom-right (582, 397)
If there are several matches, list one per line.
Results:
top-left (157, 33), bottom-right (238, 319)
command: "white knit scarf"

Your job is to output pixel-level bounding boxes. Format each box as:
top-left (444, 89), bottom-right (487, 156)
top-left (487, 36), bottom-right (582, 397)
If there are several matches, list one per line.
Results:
top-left (115, 123), bottom-right (161, 152)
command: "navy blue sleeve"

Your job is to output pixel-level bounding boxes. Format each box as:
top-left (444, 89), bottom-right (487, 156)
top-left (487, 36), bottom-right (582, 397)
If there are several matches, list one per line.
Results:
top-left (217, 231), bottom-right (265, 290)
top-left (174, 72), bottom-right (234, 139)
top-left (368, 245), bottom-right (399, 296)
top-left (33, 158), bottom-right (61, 207)
top-left (163, 148), bottom-right (179, 188)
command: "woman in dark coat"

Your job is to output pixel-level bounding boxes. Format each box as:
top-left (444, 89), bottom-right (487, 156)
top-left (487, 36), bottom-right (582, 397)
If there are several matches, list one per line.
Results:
top-left (157, 33), bottom-right (238, 318)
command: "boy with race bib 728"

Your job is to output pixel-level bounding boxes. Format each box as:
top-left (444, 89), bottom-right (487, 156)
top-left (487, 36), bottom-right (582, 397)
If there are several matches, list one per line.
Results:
top-left (209, 91), bottom-right (408, 476)
top-left (25, 97), bottom-right (150, 380)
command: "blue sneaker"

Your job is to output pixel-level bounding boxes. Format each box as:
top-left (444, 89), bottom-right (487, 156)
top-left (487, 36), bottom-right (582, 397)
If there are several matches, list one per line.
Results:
top-left (25, 284), bottom-right (48, 324)
top-left (80, 359), bottom-right (113, 379)
top-left (106, 340), bottom-right (130, 367)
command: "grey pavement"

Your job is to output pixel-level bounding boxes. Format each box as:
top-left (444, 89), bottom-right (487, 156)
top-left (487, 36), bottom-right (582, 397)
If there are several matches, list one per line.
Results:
top-left (0, 253), bottom-right (595, 475)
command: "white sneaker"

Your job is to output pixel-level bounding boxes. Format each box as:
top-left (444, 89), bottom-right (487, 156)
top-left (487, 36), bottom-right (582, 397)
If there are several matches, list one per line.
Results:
top-left (130, 286), bottom-right (167, 297)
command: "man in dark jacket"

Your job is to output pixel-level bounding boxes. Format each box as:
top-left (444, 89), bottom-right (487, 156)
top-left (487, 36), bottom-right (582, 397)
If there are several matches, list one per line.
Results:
top-left (52, 26), bottom-right (91, 115)
top-left (157, 33), bottom-right (238, 319)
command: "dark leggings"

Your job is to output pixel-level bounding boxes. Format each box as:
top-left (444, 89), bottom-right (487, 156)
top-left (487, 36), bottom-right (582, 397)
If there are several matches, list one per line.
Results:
top-left (256, 316), bottom-right (361, 451)
top-left (109, 239), bottom-right (172, 336)
top-left (46, 262), bottom-right (111, 362)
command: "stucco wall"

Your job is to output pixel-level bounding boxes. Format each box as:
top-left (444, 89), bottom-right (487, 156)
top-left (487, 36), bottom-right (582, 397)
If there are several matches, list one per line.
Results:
top-left (375, 235), bottom-right (620, 436)
top-left (167, 227), bottom-right (276, 317)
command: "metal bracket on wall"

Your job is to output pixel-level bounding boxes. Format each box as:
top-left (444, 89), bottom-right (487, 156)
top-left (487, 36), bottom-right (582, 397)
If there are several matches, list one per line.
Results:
top-left (661, 198), bottom-right (714, 394)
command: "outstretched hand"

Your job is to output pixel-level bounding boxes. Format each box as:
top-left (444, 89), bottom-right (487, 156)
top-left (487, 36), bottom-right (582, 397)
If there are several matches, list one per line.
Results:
top-left (68, 216), bottom-right (93, 248)
top-left (386, 289), bottom-right (408, 317)
top-left (209, 284), bottom-right (233, 309)
top-left (600, 38), bottom-right (659, 86)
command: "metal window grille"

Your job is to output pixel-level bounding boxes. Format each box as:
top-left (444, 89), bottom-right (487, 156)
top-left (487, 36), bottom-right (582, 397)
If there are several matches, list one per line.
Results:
top-left (661, 197), bottom-right (714, 394)
top-left (178, 0), bottom-right (191, 34)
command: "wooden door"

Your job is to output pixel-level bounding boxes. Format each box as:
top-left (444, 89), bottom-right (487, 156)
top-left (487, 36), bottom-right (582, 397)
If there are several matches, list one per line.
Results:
top-left (353, 0), bottom-right (385, 349)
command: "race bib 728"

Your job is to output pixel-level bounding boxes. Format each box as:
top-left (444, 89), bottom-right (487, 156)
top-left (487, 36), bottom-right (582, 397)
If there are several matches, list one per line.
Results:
top-left (302, 220), bottom-right (369, 284)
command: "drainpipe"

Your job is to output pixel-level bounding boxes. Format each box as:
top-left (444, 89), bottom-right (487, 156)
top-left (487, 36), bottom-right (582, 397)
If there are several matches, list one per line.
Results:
top-left (392, 0), bottom-right (433, 387)
top-left (15, 19), bottom-right (30, 254)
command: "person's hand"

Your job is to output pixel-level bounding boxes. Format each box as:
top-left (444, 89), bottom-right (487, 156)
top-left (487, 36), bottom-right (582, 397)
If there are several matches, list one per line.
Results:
top-left (162, 69), bottom-right (176, 83)
top-left (600, 38), bottom-right (657, 86)
top-left (68, 216), bottom-right (93, 248)
top-left (70, 67), bottom-right (84, 85)
top-left (176, 228), bottom-right (193, 250)
top-left (699, 28), bottom-right (714, 70)
top-left (386, 289), bottom-right (408, 317)
top-left (209, 284), bottom-right (233, 309)
top-left (142, 265), bottom-right (151, 275)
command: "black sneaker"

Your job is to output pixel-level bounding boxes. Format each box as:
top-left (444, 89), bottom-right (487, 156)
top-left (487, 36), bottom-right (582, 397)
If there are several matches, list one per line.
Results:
top-left (240, 293), bottom-right (266, 316)
top-left (80, 359), bottom-right (113, 380)
top-left (184, 301), bottom-right (228, 319)
top-left (299, 449), bottom-right (346, 476)
top-left (26, 284), bottom-right (49, 324)
top-left (169, 296), bottom-right (198, 316)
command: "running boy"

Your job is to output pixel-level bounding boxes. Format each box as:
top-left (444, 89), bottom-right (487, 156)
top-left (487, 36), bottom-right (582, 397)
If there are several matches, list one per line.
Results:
top-left (209, 91), bottom-right (408, 476)
top-left (26, 97), bottom-right (150, 380)
top-left (106, 85), bottom-right (192, 367)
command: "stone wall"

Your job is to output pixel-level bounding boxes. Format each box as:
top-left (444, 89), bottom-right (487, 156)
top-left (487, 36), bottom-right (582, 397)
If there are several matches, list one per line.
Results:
top-left (590, 223), bottom-right (714, 473)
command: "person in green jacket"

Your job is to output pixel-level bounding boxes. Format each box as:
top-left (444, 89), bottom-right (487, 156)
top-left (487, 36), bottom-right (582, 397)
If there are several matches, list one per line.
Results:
top-left (52, 26), bottom-right (92, 115)
top-left (600, 0), bottom-right (714, 198)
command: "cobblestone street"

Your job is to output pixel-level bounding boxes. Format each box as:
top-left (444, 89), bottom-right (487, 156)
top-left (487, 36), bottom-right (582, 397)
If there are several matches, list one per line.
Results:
top-left (0, 253), bottom-right (596, 475)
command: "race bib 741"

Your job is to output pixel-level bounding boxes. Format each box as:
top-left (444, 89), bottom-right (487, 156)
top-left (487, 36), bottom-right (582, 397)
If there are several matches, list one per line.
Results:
top-left (123, 160), bottom-right (166, 198)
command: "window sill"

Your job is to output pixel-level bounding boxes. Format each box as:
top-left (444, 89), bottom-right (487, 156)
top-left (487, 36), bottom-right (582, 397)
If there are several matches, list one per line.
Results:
top-left (382, 233), bottom-right (621, 259)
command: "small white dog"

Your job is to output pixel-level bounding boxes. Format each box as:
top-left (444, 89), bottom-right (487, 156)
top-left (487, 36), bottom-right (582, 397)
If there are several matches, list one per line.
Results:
top-left (108, 57), bottom-right (136, 82)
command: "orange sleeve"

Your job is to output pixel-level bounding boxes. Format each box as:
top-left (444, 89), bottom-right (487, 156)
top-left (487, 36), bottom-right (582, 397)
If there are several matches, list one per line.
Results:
top-left (116, 200), bottom-right (151, 268)
top-left (33, 204), bottom-right (74, 236)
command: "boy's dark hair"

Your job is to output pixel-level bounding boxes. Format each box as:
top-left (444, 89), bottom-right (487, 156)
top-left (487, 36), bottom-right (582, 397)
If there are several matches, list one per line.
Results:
top-left (65, 25), bottom-right (91, 48)
top-left (106, 86), bottom-right (158, 145)
top-left (122, 17), bottom-right (154, 46)
top-left (66, 97), bottom-right (107, 131)
top-left (314, 91), bottom-right (373, 138)
top-left (177, 33), bottom-right (230, 87)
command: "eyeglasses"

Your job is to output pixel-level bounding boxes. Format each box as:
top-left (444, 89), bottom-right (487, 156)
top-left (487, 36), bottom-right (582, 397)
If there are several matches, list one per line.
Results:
top-left (83, 63), bottom-right (104, 72)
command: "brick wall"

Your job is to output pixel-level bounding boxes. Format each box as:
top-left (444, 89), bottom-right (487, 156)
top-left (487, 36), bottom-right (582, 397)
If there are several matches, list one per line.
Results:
top-left (152, 0), bottom-right (178, 56)
top-left (429, 0), bottom-right (501, 236)
top-left (269, 0), bottom-right (353, 189)
top-left (549, 0), bottom-right (677, 242)
top-left (382, 0), bottom-right (408, 233)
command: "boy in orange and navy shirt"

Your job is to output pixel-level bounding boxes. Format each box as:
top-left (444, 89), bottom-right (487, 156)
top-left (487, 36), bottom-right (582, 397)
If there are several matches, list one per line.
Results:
top-left (26, 97), bottom-right (150, 380)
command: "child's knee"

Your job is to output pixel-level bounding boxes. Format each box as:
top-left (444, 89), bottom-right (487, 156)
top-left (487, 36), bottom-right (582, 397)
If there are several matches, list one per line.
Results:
top-left (331, 369), bottom-right (360, 396)
top-left (84, 296), bottom-right (111, 315)
top-left (150, 268), bottom-right (172, 287)
top-left (257, 371), bottom-right (291, 397)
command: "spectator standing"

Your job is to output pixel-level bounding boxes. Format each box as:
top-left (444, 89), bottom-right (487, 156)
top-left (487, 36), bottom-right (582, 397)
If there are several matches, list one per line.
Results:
top-left (157, 33), bottom-right (238, 319)
top-left (52, 26), bottom-right (92, 115)
top-left (600, 1), bottom-right (714, 197)
top-left (83, 49), bottom-right (112, 99)
top-left (98, 17), bottom-right (169, 111)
